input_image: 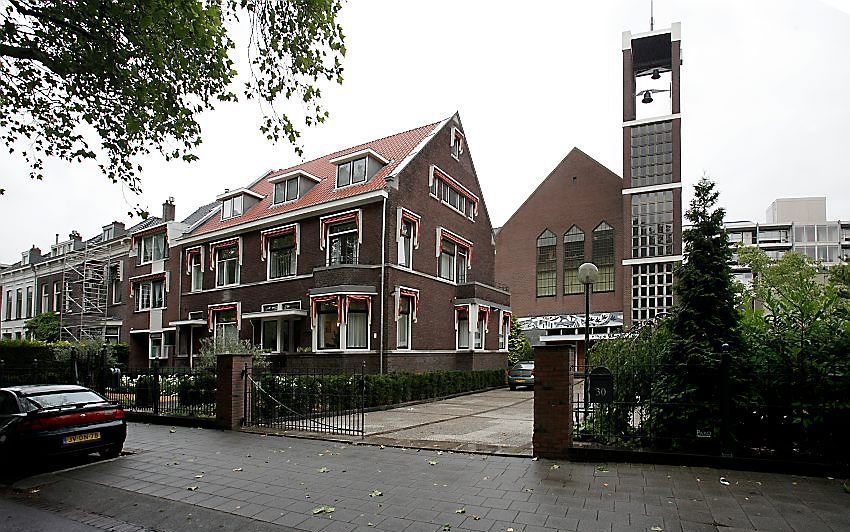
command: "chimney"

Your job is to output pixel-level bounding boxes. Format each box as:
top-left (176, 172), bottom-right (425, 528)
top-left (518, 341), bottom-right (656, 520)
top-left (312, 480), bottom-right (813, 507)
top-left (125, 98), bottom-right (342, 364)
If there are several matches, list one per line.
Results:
top-left (69, 230), bottom-right (82, 242)
top-left (112, 221), bottom-right (126, 233)
top-left (27, 246), bottom-right (42, 264)
top-left (162, 197), bottom-right (175, 222)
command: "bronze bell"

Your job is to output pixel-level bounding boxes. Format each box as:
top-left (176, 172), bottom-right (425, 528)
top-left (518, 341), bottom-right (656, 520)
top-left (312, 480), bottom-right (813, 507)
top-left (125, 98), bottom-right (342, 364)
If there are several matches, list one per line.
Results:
top-left (651, 68), bottom-right (661, 80)
top-left (641, 90), bottom-right (653, 104)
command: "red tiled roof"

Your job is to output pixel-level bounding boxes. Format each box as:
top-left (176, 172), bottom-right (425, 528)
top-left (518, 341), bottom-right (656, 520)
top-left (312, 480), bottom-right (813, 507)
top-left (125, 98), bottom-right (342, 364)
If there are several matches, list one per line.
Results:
top-left (191, 119), bottom-right (445, 237)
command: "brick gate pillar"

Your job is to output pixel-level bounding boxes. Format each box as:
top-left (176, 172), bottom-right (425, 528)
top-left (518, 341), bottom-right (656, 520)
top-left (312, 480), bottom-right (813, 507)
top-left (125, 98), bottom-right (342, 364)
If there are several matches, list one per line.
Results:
top-left (216, 354), bottom-right (253, 430)
top-left (532, 344), bottom-right (574, 458)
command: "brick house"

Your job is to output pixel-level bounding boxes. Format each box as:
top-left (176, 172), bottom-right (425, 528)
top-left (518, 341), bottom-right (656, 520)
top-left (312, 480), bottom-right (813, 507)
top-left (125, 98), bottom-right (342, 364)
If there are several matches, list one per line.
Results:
top-left (126, 113), bottom-right (511, 372)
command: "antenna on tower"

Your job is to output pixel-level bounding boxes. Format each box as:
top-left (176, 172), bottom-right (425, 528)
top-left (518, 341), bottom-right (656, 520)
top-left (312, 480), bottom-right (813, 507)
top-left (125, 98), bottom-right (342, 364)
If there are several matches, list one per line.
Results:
top-left (650, 0), bottom-right (655, 30)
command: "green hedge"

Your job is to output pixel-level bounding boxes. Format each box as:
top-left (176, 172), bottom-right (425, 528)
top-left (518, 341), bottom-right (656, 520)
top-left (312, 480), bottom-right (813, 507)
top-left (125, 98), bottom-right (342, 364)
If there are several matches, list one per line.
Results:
top-left (253, 369), bottom-right (505, 418)
top-left (0, 339), bottom-right (57, 366)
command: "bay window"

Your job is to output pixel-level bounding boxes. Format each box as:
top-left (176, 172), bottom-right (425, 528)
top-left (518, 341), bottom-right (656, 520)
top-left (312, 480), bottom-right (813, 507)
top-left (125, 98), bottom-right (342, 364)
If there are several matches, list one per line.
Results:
top-left (317, 300), bottom-right (340, 350)
top-left (262, 320), bottom-right (278, 351)
top-left (216, 246), bottom-right (239, 286)
top-left (268, 233), bottom-right (297, 278)
top-left (457, 308), bottom-right (470, 350)
top-left (474, 311), bottom-right (486, 350)
top-left (327, 221), bottom-right (358, 265)
top-left (346, 300), bottom-right (369, 349)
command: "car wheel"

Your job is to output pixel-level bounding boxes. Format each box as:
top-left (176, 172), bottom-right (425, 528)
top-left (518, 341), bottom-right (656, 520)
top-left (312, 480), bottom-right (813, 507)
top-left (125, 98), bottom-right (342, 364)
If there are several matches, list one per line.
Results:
top-left (100, 444), bottom-right (123, 459)
top-left (509, 384), bottom-right (516, 391)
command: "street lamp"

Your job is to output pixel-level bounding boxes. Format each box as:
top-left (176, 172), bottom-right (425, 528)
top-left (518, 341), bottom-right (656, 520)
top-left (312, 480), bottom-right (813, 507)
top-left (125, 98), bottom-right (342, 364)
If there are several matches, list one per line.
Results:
top-left (578, 262), bottom-right (598, 422)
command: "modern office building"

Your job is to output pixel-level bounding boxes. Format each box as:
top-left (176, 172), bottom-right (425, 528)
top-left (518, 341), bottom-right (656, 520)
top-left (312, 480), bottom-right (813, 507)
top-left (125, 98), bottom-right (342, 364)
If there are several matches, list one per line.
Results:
top-left (726, 197), bottom-right (850, 285)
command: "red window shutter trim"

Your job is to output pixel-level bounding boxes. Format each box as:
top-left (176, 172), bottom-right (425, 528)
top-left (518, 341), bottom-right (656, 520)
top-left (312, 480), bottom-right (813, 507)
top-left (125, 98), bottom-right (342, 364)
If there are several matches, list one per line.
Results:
top-left (185, 247), bottom-right (201, 274)
top-left (209, 238), bottom-right (239, 268)
top-left (320, 212), bottom-right (359, 249)
top-left (207, 303), bottom-right (238, 331)
top-left (260, 225), bottom-right (297, 260)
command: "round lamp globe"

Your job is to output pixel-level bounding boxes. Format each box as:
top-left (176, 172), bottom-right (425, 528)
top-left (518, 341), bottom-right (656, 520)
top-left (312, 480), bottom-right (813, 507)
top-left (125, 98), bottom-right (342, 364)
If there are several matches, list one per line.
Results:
top-left (577, 262), bottom-right (599, 285)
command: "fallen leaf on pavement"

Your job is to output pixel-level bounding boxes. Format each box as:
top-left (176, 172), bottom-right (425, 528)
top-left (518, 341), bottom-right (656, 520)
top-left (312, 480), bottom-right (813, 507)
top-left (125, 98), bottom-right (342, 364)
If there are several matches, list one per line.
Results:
top-left (187, 486), bottom-right (198, 491)
top-left (596, 465), bottom-right (609, 472)
top-left (650, 527), bottom-right (663, 531)
top-left (232, 468), bottom-right (243, 472)
top-left (169, 428), bottom-right (176, 433)
top-left (471, 515), bottom-right (481, 520)
top-left (318, 467), bottom-right (330, 473)
top-left (455, 507), bottom-right (466, 514)
top-left (194, 474), bottom-right (204, 479)
top-left (720, 477), bottom-right (730, 486)
top-left (312, 505), bottom-right (335, 515)
top-left (428, 460), bottom-right (438, 466)
top-left (441, 525), bottom-right (451, 531)
top-left (369, 490), bottom-right (383, 497)
top-left (550, 464), bottom-right (560, 470)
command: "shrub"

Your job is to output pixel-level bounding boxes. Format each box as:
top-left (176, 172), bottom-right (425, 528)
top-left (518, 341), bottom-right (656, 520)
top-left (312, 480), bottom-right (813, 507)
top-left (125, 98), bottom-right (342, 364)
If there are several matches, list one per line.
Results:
top-left (177, 373), bottom-right (217, 406)
top-left (134, 375), bottom-right (155, 408)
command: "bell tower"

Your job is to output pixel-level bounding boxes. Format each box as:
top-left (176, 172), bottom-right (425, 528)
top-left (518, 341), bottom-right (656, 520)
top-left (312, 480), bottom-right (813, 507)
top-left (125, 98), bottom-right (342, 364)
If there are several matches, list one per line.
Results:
top-left (621, 22), bottom-right (683, 326)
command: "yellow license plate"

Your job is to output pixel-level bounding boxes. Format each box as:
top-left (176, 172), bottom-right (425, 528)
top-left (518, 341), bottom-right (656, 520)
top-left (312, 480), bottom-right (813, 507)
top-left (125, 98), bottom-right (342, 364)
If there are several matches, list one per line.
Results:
top-left (64, 432), bottom-right (101, 445)
top-left (515, 379), bottom-right (525, 383)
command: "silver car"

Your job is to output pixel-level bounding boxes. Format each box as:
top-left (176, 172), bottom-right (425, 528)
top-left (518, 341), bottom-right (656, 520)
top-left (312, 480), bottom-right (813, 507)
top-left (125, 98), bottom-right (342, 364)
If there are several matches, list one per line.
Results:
top-left (507, 362), bottom-right (534, 390)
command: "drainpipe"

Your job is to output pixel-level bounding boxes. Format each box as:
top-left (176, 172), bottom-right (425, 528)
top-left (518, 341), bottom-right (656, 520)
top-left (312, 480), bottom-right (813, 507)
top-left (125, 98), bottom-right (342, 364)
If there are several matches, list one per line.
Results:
top-left (379, 195), bottom-right (387, 374)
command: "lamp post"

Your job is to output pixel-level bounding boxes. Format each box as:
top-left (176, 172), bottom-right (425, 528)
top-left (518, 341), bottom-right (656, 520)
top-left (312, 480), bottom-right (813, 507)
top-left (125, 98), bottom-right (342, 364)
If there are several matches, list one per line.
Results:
top-left (577, 262), bottom-right (599, 422)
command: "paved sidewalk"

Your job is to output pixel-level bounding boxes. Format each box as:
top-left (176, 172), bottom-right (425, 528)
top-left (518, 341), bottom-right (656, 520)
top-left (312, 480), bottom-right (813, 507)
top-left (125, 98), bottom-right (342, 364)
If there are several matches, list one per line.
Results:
top-left (11, 423), bottom-right (850, 532)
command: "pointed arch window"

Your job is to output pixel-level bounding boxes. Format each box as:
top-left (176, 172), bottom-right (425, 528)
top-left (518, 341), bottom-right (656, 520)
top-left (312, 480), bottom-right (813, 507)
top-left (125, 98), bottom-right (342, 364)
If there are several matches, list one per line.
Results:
top-left (536, 230), bottom-right (557, 297)
top-left (564, 226), bottom-right (585, 295)
top-left (592, 222), bottom-right (615, 292)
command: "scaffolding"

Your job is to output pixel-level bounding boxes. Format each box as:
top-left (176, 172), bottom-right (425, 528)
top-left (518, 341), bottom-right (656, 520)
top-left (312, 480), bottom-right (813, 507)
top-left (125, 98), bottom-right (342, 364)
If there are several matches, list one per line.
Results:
top-left (59, 239), bottom-right (115, 342)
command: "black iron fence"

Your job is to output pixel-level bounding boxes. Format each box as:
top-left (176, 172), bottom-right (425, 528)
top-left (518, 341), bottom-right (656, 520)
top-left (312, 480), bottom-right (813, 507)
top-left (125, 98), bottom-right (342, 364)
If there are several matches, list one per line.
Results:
top-left (244, 365), bottom-right (365, 436)
top-left (0, 355), bottom-right (217, 420)
top-left (101, 365), bottom-right (217, 419)
top-left (572, 360), bottom-right (850, 464)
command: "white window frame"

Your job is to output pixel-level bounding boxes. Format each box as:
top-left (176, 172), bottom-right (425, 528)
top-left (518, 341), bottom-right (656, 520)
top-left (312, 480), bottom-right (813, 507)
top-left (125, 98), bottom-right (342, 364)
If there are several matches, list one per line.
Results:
top-left (474, 312), bottom-right (486, 350)
top-left (335, 156), bottom-right (368, 189)
top-left (498, 311), bottom-right (509, 351)
top-left (326, 222), bottom-right (359, 266)
top-left (221, 195), bottom-right (243, 220)
top-left (398, 219), bottom-right (415, 268)
top-left (135, 280), bottom-right (165, 312)
top-left (41, 284), bottom-right (49, 314)
top-left (267, 233), bottom-right (298, 279)
top-left (110, 265), bottom-right (122, 304)
top-left (213, 311), bottom-right (239, 342)
top-left (190, 254), bottom-right (203, 292)
top-left (273, 177), bottom-right (300, 204)
top-left (397, 295), bottom-right (412, 350)
top-left (104, 326), bottom-right (120, 344)
top-left (215, 246), bottom-right (240, 287)
top-left (261, 319), bottom-right (280, 352)
top-left (53, 281), bottom-right (60, 312)
top-left (456, 307), bottom-right (471, 350)
top-left (138, 233), bottom-right (167, 264)
top-left (451, 127), bottom-right (465, 160)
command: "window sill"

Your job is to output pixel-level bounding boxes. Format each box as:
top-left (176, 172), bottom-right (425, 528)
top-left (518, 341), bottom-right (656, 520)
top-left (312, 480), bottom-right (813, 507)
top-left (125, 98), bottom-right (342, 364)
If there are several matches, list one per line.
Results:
top-left (266, 274), bottom-right (298, 282)
top-left (215, 283), bottom-right (240, 289)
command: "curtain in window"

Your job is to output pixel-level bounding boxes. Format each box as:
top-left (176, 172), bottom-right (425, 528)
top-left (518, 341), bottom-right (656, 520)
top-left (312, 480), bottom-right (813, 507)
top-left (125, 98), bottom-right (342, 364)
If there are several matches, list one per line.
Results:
top-left (439, 242), bottom-right (455, 280)
top-left (347, 312), bottom-right (368, 348)
top-left (270, 234), bottom-right (295, 277)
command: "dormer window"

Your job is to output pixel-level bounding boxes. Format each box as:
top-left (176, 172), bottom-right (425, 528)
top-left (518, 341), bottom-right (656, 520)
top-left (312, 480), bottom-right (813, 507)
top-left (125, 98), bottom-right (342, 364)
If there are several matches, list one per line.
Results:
top-left (102, 226), bottom-right (114, 241)
top-left (274, 178), bottom-right (299, 204)
top-left (217, 188), bottom-right (263, 219)
top-left (222, 196), bottom-right (242, 219)
top-left (268, 170), bottom-right (319, 206)
top-left (330, 149), bottom-right (389, 189)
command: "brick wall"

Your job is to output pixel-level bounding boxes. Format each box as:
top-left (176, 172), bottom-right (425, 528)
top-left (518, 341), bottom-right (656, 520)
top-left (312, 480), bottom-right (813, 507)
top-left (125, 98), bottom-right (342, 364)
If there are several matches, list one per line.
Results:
top-left (495, 148), bottom-right (624, 319)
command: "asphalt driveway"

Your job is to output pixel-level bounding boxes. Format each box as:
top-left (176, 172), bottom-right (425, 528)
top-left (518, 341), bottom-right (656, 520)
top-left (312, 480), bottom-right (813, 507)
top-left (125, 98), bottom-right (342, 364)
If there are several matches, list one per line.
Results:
top-left (362, 388), bottom-right (533, 455)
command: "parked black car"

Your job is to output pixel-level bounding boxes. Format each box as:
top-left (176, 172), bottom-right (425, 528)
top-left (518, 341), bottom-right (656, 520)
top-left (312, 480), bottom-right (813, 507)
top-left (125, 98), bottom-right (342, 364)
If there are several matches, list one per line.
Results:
top-left (0, 384), bottom-right (126, 459)
top-left (507, 361), bottom-right (534, 390)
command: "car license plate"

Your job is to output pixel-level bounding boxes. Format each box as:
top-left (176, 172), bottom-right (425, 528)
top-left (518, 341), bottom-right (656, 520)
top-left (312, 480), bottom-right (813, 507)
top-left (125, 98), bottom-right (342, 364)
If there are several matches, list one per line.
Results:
top-left (63, 432), bottom-right (101, 445)
top-left (515, 379), bottom-right (525, 383)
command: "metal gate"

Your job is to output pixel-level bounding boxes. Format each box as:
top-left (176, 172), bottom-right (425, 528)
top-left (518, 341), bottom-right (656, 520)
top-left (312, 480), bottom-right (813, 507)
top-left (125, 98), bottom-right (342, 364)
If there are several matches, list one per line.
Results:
top-left (243, 365), bottom-right (365, 436)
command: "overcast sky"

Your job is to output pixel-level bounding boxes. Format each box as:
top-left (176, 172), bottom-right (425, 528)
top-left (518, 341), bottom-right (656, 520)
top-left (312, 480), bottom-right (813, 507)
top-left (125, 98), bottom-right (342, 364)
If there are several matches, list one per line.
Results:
top-left (2, 0), bottom-right (850, 264)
